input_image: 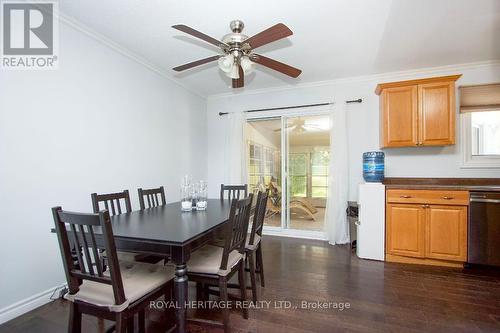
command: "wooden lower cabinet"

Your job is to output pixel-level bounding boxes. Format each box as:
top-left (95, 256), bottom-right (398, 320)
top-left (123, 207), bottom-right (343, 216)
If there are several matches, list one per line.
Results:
top-left (386, 204), bottom-right (425, 258)
top-left (385, 189), bottom-right (468, 267)
top-left (426, 205), bottom-right (467, 261)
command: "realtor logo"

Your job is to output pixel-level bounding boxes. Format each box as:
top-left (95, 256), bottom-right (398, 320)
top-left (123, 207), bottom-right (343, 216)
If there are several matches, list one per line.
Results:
top-left (1, 1), bottom-right (59, 69)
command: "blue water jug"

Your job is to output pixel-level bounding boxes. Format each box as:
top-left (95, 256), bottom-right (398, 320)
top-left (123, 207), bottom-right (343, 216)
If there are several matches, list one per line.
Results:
top-left (363, 151), bottom-right (385, 183)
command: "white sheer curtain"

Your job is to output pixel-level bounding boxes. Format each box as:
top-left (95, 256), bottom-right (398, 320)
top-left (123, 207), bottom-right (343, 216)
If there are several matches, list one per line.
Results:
top-left (325, 103), bottom-right (350, 245)
top-left (224, 111), bottom-right (247, 185)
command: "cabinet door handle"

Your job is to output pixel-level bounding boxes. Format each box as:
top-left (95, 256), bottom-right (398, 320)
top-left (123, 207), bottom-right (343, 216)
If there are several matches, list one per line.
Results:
top-left (421, 204), bottom-right (430, 208)
top-left (400, 195), bottom-right (412, 198)
top-left (442, 196), bottom-right (453, 200)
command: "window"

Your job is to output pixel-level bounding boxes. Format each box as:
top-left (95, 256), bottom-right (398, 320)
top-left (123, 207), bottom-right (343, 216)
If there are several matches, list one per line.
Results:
top-left (471, 111), bottom-right (500, 155)
top-left (460, 83), bottom-right (500, 168)
top-left (311, 150), bottom-right (330, 198)
top-left (248, 142), bottom-right (279, 192)
top-left (462, 110), bottom-right (500, 168)
top-left (289, 150), bottom-right (330, 198)
top-left (248, 143), bottom-right (262, 191)
top-left (263, 147), bottom-right (275, 185)
top-left (289, 153), bottom-right (307, 197)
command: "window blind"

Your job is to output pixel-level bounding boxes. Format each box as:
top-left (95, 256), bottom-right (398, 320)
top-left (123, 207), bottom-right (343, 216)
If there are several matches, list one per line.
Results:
top-left (459, 83), bottom-right (500, 112)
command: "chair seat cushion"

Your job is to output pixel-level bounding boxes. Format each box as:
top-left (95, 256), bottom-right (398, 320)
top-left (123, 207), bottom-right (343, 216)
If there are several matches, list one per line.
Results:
top-left (187, 245), bottom-right (243, 276)
top-left (65, 261), bottom-right (174, 312)
top-left (245, 234), bottom-right (261, 251)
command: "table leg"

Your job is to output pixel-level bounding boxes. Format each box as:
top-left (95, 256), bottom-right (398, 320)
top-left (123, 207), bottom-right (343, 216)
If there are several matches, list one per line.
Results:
top-left (174, 263), bottom-right (188, 333)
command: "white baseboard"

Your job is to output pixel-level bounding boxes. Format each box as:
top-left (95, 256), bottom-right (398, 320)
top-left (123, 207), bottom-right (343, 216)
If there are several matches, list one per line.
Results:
top-left (0, 284), bottom-right (66, 325)
top-left (263, 227), bottom-right (327, 241)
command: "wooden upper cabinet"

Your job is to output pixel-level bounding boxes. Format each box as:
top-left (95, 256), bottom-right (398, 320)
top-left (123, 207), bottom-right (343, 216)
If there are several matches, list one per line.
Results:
top-left (376, 75), bottom-right (461, 148)
top-left (380, 86), bottom-right (418, 147)
top-left (418, 81), bottom-right (455, 145)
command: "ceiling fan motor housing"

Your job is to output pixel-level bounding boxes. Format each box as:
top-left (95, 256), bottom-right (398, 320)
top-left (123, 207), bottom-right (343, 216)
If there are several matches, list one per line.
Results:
top-left (222, 32), bottom-right (248, 46)
top-left (222, 20), bottom-right (249, 46)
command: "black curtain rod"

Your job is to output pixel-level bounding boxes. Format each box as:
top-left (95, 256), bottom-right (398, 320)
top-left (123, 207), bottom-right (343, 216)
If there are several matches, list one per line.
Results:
top-left (218, 99), bottom-right (362, 116)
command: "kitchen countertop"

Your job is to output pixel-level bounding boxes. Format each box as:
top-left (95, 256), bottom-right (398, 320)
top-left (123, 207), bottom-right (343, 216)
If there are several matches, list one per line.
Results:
top-left (383, 178), bottom-right (500, 192)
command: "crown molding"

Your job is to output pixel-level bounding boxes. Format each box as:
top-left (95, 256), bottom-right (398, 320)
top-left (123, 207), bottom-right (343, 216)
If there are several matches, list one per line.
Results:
top-left (207, 59), bottom-right (500, 100)
top-left (56, 11), bottom-right (206, 99)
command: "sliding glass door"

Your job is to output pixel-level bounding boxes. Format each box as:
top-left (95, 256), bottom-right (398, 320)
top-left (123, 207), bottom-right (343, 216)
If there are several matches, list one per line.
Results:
top-left (245, 112), bottom-right (330, 237)
top-left (285, 115), bottom-right (330, 232)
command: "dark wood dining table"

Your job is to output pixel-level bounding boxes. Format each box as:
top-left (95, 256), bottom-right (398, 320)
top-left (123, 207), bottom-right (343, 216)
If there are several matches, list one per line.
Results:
top-left (53, 198), bottom-right (233, 333)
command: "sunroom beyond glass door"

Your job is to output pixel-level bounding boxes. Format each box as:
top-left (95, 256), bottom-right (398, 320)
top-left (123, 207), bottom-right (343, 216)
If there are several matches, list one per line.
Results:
top-left (245, 113), bottom-right (330, 234)
top-left (245, 118), bottom-right (282, 228)
top-left (285, 115), bottom-right (330, 232)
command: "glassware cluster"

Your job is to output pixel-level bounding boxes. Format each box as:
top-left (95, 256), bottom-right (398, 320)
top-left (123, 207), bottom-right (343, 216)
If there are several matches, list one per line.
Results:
top-left (180, 175), bottom-right (207, 211)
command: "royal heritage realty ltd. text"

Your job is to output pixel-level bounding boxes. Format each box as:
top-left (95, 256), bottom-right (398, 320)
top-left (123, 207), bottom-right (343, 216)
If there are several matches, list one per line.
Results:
top-left (150, 300), bottom-right (351, 311)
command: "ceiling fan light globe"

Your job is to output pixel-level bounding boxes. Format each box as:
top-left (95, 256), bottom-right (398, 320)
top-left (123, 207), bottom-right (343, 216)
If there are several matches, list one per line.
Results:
top-left (240, 56), bottom-right (253, 74)
top-left (218, 54), bottom-right (234, 73)
top-left (224, 64), bottom-right (240, 79)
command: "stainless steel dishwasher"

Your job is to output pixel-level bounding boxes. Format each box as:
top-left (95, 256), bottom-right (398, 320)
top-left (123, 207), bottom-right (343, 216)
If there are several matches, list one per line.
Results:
top-left (468, 192), bottom-right (500, 267)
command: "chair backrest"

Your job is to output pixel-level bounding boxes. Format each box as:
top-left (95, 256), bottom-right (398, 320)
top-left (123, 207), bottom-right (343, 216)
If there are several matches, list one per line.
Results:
top-left (91, 190), bottom-right (132, 215)
top-left (220, 184), bottom-right (248, 201)
top-left (51, 207), bottom-right (126, 305)
top-left (249, 191), bottom-right (268, 246)
top-left (138, 186), bottom-right (166, 210)
top-left (220, 194), bottom-right (253, 271)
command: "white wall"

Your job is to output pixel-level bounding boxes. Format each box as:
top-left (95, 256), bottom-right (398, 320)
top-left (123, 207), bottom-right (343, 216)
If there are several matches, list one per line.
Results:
top-left (207, 62), bottom-right (500, 200)
top-left (0, 22), bottom-right (206, 316)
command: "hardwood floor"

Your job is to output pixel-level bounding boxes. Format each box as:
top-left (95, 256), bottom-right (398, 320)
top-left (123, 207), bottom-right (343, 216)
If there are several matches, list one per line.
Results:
top-left (1, 236), bottom-right (499, 333)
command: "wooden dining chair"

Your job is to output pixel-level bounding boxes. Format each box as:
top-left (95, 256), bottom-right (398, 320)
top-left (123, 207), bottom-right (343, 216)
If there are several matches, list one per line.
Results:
top-left (245, 191), bottom-right (268, 302)
top-left (187, 194), bottom-right (253, 333)
top-left (91, 190), bottom-right (162, 264)
top-left (220, 184), bottom-right (248, 201)
top-left (138, 186), bottom-right (166, 210)
top-left (137, 186), bottom-right (171, 264)
top-left (91, 190), bottom-right (132, 217)
top-left (51, 207), bottom-right (174, 333)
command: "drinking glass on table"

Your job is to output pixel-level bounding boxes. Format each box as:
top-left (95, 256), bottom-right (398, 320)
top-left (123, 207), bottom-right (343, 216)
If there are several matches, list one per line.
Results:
top-left (196, 181), bottom-right (208, 211)
top-left (180, 184), bottom-right (192, 212)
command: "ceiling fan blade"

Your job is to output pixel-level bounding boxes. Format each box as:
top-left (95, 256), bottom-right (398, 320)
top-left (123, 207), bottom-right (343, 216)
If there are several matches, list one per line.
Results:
top-left (244, 23), bottom-right (292, 49)
top-left (252, 54), bottom-right (302, 78)
top-left (232, 66), bottom-right (244, 88)
top-left (172, 24), bottom-right (228, 48)
top-left (172, 55), bottom-right (220, 71)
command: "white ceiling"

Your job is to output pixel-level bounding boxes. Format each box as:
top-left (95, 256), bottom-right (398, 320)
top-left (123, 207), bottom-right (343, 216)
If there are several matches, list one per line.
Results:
top-left (59, 0), bottom-right (500, 97)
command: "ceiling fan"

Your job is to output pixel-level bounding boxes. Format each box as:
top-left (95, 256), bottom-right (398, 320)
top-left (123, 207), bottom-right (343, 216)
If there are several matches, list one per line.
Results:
top-left (274, 118), bottom-right (323, 133)
top-left (172, 20), bottom-right (302, 88)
